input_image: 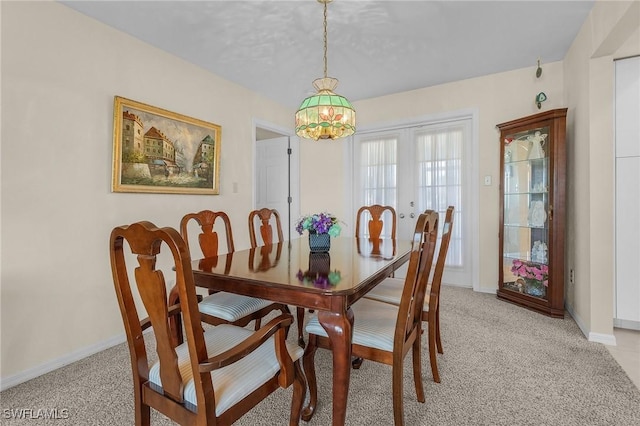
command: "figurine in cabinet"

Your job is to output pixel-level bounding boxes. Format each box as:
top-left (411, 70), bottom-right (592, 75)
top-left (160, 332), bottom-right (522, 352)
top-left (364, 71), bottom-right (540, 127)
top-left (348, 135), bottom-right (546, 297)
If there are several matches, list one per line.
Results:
top-left (528, 200), bottom-right (547, 227)
top-left (532, 241), bottom-right (548, 263)
top-left (527, 131), bottom-right (547, 160)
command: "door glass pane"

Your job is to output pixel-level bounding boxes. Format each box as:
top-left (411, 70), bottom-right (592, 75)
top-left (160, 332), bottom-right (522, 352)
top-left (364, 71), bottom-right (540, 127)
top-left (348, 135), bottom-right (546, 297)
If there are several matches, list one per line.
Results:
top-left (356, 136), bottom-right (398, 238)
top-left (415, 125), bottom-right (464, 268)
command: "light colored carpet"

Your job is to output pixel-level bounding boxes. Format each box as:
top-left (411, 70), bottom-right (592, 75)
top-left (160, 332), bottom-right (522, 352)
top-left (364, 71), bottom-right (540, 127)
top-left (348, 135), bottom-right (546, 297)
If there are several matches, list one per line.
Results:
top-left (2, 286), bottom-right (639, 425)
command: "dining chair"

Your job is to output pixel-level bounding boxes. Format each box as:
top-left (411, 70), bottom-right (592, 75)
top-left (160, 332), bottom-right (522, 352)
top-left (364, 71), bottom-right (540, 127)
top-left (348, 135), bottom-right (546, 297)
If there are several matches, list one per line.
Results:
top-left (355, 204), bottom-right (398, 283)
top-left (350, 203), bottom-right (398, 367)
top-left (355, 204), bottom-right (397, 240)
top-left (364, 206), bottom-right (455, 383)
top-left (248, 208), bottom-right (306, 348)
top-left (169, 210), bottom-right (290, 344)
top-left (302, 211), bottom-right (439, 426)
top-left (248, 207), bottom-right (284, 248)
top-left (110, 221), bottom-right (306, 426)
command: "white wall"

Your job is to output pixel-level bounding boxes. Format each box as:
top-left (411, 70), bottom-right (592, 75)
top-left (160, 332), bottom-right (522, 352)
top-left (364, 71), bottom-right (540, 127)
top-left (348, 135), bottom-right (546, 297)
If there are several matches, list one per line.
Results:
top-left (563, 0), bottom-right (640, 341)
top-left (1, 1), bottom-right (292, 383)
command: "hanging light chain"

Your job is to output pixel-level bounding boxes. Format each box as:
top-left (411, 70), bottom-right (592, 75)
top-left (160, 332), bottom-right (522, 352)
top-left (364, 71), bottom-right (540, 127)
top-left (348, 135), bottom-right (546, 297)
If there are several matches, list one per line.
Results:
top-left (295, 0), bottom-right (355, 140)
top-left (323, 0), bottom-right (328, 79)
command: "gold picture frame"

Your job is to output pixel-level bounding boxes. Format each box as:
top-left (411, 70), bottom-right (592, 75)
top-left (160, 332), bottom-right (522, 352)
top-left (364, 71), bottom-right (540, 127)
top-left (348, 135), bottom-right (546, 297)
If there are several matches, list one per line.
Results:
top-left (112, 96), bottom-right (221, 194)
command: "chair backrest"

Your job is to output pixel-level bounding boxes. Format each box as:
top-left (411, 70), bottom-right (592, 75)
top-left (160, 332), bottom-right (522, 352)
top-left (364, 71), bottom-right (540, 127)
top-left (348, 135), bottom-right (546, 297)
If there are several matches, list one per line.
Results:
top-left (180, 210), bottom-right (235, 258)
top-left (248, 208), bottom-right (284, 248)
top-left (395, 211), bottom-right (439, 352)
top-left (428, 206), bottom-right (455, 311)
top-left (355, 204), bottom-right (397, 240)
top-left (110, 221), bottom-right (215, 417)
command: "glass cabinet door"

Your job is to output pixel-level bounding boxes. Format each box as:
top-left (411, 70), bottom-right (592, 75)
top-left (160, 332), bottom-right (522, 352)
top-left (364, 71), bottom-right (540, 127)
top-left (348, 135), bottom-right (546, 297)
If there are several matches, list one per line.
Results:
top-left (497, 108), bottom-right (566, 318)
top-left (501, 126), bottom-right (550, 299)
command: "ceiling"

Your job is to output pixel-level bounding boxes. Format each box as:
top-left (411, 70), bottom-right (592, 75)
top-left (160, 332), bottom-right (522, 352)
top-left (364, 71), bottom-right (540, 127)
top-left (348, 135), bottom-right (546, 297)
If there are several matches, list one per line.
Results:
top-left (61, 1), bottom-right (595, 110)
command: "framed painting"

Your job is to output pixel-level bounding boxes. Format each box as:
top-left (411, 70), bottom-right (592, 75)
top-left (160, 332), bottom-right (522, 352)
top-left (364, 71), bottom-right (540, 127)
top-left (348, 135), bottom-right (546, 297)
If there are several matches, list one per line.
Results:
top-left (112, 96), bottom-right (221, 194)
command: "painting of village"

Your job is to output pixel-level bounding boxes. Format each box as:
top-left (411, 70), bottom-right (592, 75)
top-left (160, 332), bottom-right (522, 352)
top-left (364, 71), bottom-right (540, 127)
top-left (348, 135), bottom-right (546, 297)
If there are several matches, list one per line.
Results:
top-left (112, 96), bottom-right (221, 194)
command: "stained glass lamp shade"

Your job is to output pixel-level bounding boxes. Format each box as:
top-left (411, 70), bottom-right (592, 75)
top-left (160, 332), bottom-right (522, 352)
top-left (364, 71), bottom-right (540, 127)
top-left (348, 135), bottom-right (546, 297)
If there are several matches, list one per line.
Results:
top-left (295, 77), bottom-right (356, 140)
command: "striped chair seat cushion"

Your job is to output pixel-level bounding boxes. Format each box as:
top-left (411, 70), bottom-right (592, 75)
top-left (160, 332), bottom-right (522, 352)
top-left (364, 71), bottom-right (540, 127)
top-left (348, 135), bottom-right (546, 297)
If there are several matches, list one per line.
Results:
top-left (148, 324), bottom-right (303, 416)
top-left (198, 292), bottom-right (275, 322)
top-left (365, 278), bottom-right (430, 313)
top-left (305, 298), bottom-right (401, 352)
top-left (364, 277), bottom-right (404, 305)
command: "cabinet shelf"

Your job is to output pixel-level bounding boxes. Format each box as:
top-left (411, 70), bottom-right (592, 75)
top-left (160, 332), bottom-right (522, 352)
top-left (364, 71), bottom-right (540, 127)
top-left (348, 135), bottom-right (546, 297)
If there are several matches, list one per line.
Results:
top-left (504, 157), bottom-right (549, 166)
top-left (504, 224), bottom-right (548, 229)
top-left (504, 191), bottom-right (549, 196)
top-left (497, 109), bottom-right (567, 318)
top-left (503, 253), bottom-right (548, 265)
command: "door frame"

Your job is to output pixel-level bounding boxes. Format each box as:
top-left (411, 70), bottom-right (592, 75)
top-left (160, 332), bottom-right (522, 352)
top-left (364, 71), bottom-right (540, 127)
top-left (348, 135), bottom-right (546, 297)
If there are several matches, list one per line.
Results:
top-left (252, 118), bottom-right (300, 241)
top-left (614, 55), bottom-right (640, 330)
top-left (344, 108), bottom-right (480, 291)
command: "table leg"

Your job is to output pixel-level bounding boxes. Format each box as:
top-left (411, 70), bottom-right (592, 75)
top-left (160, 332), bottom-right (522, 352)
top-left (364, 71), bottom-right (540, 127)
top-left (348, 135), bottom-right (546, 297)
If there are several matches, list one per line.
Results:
top-left (318, 307), bottom-right (354, 426)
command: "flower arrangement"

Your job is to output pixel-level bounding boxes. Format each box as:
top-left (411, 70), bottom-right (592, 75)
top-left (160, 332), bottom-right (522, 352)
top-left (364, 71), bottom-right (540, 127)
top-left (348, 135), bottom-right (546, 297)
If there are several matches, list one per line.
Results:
top-left (511, 259), bottom-right (549, 287)
top-left (295, 212), bottom-right (342, 237)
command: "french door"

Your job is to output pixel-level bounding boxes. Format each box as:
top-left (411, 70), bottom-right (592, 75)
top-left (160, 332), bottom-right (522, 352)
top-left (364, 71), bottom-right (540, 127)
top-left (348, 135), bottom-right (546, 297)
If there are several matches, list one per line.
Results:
top-left (352, 117), bottom-right (473, 287)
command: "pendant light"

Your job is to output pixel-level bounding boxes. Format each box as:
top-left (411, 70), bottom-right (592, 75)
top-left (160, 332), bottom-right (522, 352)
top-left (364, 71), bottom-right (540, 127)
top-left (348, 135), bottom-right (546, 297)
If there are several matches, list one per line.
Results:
top-left (295, 0), bottom-right (356, 140)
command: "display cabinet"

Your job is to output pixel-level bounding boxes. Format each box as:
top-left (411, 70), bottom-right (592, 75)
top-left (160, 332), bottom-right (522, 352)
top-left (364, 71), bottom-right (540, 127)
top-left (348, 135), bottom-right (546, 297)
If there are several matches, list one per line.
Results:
top-left (497, 108), bottom-right (567, 318)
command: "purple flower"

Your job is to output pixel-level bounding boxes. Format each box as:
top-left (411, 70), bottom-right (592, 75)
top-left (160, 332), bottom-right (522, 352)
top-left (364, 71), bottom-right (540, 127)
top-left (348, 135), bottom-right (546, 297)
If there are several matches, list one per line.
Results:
top-left (295, 212), bottom-right (341, 236)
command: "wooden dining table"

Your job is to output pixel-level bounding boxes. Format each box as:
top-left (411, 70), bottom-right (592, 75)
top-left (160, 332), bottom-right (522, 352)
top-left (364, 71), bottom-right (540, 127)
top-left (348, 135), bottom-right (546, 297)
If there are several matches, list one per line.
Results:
top-left (191, 236), bottom-right (412, 426)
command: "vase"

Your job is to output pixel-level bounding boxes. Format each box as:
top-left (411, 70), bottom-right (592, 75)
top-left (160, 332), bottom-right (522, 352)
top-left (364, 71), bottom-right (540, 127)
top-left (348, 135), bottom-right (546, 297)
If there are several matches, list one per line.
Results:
top-left (524, 278), bottom-right (546, 298)
top-left (309, 232), bottom-right (330, 252)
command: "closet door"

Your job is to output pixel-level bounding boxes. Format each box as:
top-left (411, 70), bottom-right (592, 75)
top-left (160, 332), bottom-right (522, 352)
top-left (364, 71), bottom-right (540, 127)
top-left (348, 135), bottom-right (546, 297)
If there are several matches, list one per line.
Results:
top-left (615, 56), bottom-right (640, 329)
top-left (255, 135), bottom-right (299, 241)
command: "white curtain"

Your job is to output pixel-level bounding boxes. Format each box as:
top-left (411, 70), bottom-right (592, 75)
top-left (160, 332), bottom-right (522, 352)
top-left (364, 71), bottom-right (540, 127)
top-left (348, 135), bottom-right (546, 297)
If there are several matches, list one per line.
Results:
top-left (415, 124), bottom-right (465, 267)
top-left (357, 136), bottom-right (398, 238)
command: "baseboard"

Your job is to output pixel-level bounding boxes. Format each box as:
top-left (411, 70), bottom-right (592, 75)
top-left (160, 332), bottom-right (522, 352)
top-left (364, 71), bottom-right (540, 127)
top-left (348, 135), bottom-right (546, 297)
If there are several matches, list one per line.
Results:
top-left (614, 318), bottom-right (640, 330)
top-left (443, 282), bottom-right (469, 288)
top-left (565, 302), bottom-right (617, 346)
top-left (0, 333), bottom-right (127, 392)
top-left (476, 286), bottom-right (497, 294)
top-left (443, 282), bottom-right (494, 294)
top-left (588, 332), bottom-right (617, 346)
top-left (565, 302), bottom-right (588, 337)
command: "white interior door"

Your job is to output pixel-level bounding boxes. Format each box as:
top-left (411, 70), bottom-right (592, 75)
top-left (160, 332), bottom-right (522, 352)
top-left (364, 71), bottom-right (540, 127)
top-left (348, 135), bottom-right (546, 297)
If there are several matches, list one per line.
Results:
top-left (255, 135), bottom-right (299, 241)
top-left (614, 56), bottom-right (640, 330)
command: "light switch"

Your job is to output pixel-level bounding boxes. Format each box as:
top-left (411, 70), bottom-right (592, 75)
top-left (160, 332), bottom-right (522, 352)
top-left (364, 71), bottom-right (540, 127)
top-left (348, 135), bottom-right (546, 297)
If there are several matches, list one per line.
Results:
top-left (484, 175), bottom-right (492, 186)
top-left (232, 182), bottom-right (238, 193)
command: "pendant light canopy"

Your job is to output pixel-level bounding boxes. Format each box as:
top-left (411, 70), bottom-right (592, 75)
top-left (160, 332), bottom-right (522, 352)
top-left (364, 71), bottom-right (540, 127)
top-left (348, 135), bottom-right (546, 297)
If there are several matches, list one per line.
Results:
top-left (295, 0), bottom-right (355, 140)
